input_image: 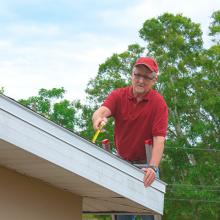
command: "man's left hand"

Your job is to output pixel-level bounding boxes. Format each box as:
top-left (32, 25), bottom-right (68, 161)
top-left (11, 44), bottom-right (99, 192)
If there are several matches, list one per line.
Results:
top-left (142, 167), bottom-right (156, 187)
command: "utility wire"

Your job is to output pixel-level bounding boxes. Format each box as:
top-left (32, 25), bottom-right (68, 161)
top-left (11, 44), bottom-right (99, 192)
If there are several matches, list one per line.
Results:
top-left (166, 188), bottom-right (220, 192)
top-left (165, 198), bottom-right (220, 203)
top-left (167, 183), bottom-right (220, 188)
top-left (165, 183), bottom-right (220, 192)
top-left (165, 146), bottom-right (220, 152)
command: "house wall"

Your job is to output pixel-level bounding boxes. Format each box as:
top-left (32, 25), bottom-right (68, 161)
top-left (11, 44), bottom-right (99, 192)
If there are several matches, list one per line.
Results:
top-left (0, 165), bottom-right (82, 220)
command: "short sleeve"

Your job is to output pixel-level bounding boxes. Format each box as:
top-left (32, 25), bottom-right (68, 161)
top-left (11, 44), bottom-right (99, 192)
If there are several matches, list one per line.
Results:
top-left (152, 100), bottom-right (168, 137)
top-left (101, 89), bottom-right (119, 117)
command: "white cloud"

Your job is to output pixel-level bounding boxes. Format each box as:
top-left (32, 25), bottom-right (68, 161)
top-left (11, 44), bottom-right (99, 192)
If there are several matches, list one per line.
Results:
top-left (0, 28), bottom-right (132, 101)
top-left (0, 40), bottom-right (12, 48)
top-left (1, 0), bottom-right (220, 101)
top-left (98, 0), bottom-right (219, 48)
top-left (0, 2), bottom-right (16, 18)
top-left (7, 24), bottom-right (61, 36)
top-left (98, 0), bottom-right (219, 32)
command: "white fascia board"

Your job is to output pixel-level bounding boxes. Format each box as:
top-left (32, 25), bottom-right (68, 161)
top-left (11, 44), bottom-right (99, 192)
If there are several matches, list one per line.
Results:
top-left (0, 95), bottom-right (166, 214)
top-left (0, 95), bottom-right (166, 192)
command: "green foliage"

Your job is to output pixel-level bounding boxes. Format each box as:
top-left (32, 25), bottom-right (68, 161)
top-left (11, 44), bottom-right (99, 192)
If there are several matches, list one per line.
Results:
top-left (138, 12), bottom-right (220, 219)
top-left (83, 214), bottom-right (112, 220)
top-left (209, 10), bottom-right (220, 43)
top-left (79, 44), bottom-right (146, 144)
top-left (0, 87), bottom-right (4, 94)
top-left (86, 44), bottom-right (145, 106)
top-left (81, 12), bottom-right (220, 219)
top-left (16, 10), bottom-right (220, 220)
top-left (18, 87), bottom-right (78, 131)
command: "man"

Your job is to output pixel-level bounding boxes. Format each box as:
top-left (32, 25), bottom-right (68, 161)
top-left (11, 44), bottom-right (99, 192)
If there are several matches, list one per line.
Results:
top-left (92, 57), bottom-right (168, 220)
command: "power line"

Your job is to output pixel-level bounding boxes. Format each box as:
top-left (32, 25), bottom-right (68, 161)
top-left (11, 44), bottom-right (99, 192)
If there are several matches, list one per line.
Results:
top-left (166, 188), bottom-right (220, 192)
top-left (165, 146), bottom-right (220, 152)
top-left (167, 183), bottom-right (220, 188)
top-left (165, 198), bottom-right (220, 203)
top-left (166, 184), bottom-right (220, 192)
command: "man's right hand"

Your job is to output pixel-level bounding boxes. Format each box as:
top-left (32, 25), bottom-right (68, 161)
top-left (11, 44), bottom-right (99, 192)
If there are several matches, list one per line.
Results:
top-left (92, 106), bottom-right (111, 130)
top-left (93, 117), bottom-right (107, 131)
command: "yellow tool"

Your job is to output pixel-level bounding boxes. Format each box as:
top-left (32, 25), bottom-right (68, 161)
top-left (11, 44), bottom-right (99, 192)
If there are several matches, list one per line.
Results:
top-left (92, 121), bottom-right (105, 143)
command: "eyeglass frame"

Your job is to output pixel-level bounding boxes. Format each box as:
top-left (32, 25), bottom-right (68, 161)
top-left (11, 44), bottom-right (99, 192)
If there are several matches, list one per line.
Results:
top-left (133, 72), bottom-right (157, 81)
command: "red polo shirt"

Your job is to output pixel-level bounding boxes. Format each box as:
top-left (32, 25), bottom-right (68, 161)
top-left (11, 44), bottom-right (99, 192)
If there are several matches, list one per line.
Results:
top-left (102, 86), bottom-right (168, 161)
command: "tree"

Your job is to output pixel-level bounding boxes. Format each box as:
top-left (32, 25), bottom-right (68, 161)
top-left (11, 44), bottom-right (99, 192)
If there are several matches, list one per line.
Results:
top-left (0, 87), bottom-right (4, 94)
top-left (17, 11), bottom-right (220, 219)
top-left (18, 87), bottom-right (79, 132)
top-left (209, 10), bottom-right (220, 44)
top-left (139, 12), bottom-right (220, 219)
top-left (81, 12), bottom-right (220, 219)
top-left (78, 44), bottom-right (146, 146)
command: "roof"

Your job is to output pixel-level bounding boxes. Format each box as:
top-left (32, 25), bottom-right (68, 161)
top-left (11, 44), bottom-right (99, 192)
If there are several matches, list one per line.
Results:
top-left (0, 94), bottom-right (166, 215)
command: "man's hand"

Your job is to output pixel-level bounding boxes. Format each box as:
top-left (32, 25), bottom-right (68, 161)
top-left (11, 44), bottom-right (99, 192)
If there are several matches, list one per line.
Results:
top-left (93, 117), bottom-right (107, 131)
top-left (92, 106), bottom-right (111, 130)
top-left (141, 135), bottom-right (165, 187)
top-left (142, 167), bottom-right (156, 187)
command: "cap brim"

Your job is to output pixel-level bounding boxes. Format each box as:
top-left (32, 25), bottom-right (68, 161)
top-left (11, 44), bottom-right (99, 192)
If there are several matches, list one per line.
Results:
top-left (135, 62), bottom-right (155, 73)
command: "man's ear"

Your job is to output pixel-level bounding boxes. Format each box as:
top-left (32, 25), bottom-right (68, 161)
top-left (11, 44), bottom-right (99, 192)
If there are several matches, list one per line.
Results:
top-left (153, 75), bottom-right (158, 83)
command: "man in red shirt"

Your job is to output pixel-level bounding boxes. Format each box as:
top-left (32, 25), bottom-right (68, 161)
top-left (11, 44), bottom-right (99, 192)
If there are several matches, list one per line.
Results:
top-left (92, 57), bottom-right (168, 220)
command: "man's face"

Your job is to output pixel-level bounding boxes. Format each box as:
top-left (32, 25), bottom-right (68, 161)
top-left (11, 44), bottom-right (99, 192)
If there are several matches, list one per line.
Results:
top-left (131, 65), bottom-right (157, 96)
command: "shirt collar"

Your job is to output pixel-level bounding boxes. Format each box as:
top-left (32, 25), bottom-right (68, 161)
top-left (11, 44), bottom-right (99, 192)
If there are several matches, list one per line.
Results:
top-left (128, 86), bottom-right (152, 101)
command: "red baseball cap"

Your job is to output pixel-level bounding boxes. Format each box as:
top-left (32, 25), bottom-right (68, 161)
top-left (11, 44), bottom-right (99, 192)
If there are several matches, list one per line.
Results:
top-left (135, 57), bottom-right (158, 74)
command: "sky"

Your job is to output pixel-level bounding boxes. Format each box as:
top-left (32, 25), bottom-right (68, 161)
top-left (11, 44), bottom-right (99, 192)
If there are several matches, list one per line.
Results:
top-left (1, 0), bottom-right (220, 102)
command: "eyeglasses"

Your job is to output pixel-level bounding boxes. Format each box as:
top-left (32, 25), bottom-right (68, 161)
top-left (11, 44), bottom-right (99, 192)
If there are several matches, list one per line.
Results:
top-left (133, 73), bottom-right (155, 81)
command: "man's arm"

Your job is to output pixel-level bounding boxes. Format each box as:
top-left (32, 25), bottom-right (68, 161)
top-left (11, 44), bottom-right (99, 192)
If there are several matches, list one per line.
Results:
top-left (143, 136), bottom-right (165, 187)
top-left (92, 106), bottom-right (111, 130)
top-left (150, 136), bottom-right (165, 166)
